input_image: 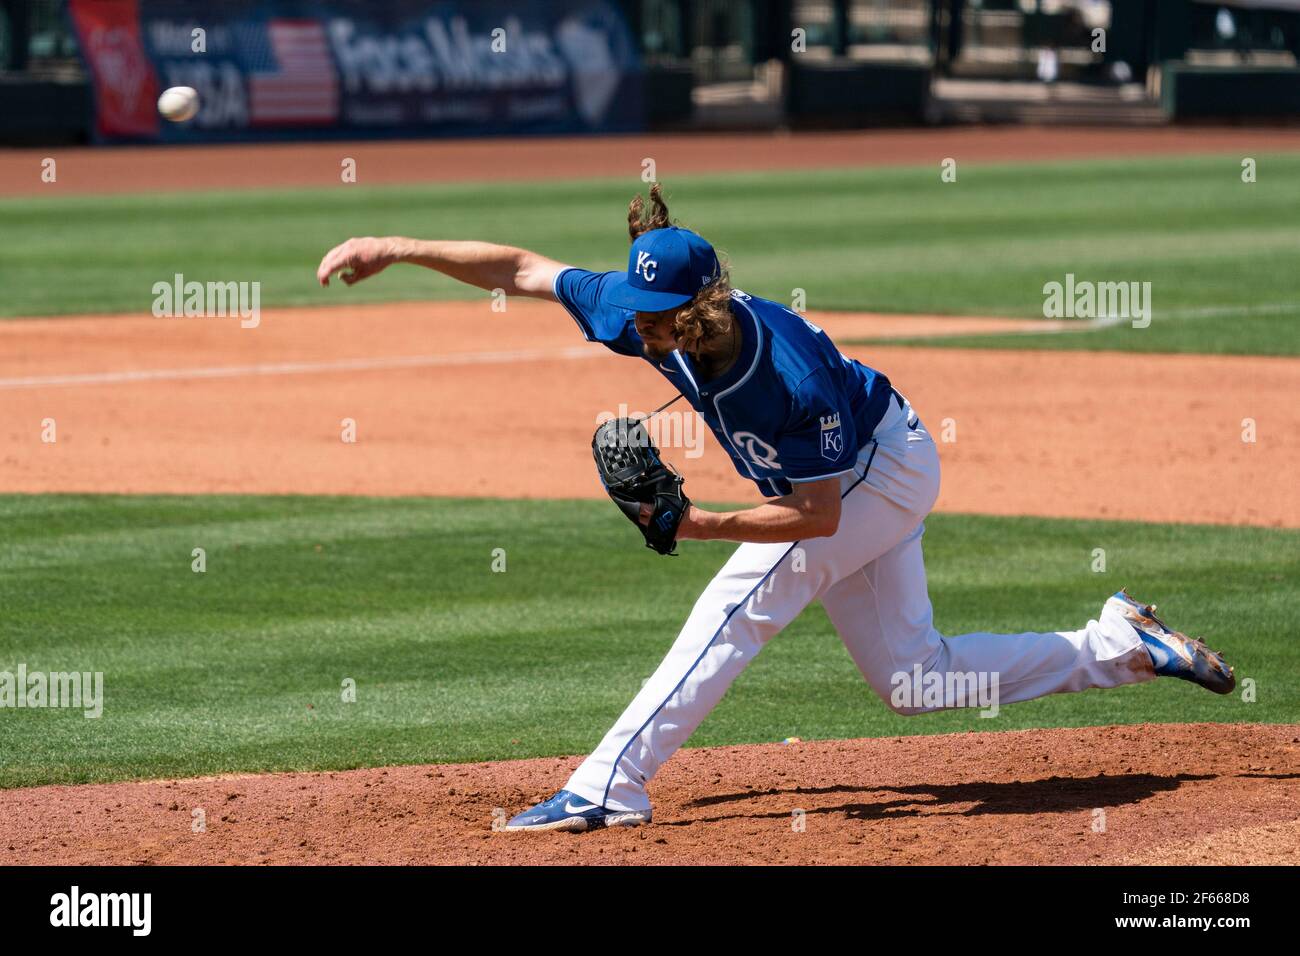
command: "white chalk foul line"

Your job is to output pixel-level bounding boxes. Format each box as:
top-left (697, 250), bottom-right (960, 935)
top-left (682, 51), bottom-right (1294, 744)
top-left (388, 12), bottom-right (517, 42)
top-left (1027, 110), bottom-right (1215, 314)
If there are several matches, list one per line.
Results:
top-left (0, 346), bottom-right (602, 390)
top-left (1016, 302), bottom-right (1299, 335)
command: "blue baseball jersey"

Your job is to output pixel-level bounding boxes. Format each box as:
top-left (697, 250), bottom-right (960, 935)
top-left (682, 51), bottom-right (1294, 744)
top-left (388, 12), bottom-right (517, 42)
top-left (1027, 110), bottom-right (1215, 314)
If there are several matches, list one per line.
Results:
top-left (554, 268), bottom-right (895, 498)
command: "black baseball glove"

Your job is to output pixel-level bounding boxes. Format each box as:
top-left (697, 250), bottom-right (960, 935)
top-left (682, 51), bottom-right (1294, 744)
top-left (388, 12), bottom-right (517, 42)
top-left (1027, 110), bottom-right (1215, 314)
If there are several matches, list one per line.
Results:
top-left (592, 417), bottom-right (690, 556)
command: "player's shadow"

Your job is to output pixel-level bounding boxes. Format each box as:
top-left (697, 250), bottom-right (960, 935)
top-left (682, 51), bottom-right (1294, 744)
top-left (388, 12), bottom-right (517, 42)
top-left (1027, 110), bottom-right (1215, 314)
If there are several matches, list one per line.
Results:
top-left (1235, 771), bottom-right (1300, 779)
top-left (674, 772), bottom-right (1216, 825)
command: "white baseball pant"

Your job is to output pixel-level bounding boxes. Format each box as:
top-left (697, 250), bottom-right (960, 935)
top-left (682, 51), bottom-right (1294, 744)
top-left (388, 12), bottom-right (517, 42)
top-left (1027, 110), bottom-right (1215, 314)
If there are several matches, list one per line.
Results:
top-left (565, 393), bottom-right (1155, 813)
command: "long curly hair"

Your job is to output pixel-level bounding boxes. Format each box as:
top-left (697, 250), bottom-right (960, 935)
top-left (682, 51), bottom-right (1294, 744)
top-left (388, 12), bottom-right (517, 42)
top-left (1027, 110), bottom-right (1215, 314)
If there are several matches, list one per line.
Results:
top-left (626, 183), bottom-right (733, 356)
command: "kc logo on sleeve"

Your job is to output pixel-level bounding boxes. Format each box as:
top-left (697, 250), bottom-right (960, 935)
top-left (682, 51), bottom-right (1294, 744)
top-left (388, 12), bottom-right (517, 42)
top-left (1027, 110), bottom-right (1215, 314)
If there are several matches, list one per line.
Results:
top-left (820, 413), bottom-right (843, 460)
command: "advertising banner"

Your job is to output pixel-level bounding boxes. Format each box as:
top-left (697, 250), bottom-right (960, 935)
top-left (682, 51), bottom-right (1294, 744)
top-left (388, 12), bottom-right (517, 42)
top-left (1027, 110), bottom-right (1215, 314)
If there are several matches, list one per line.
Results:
top-left (68, 0), bottom-right (162, 139)
top-left (69, 0), bottom-right (644, 142)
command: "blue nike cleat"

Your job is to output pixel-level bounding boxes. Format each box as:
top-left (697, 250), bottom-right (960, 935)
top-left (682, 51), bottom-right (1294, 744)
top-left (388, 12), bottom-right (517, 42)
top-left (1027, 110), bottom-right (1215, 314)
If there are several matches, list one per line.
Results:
top-left (1106, 589), bottom-right (1236, 695)
top-left (503, 790), bottom-right (652, 833)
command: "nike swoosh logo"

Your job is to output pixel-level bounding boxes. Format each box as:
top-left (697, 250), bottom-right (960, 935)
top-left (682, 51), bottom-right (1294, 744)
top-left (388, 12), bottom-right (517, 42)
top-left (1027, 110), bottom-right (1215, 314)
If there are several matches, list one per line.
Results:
top-left (564, 800), bottom-right (596, 814)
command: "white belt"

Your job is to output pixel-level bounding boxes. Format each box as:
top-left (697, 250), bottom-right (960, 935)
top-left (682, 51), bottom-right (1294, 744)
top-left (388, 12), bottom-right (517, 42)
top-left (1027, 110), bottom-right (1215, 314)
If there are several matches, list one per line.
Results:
top-left (872, 388), bottom-right (920, 438)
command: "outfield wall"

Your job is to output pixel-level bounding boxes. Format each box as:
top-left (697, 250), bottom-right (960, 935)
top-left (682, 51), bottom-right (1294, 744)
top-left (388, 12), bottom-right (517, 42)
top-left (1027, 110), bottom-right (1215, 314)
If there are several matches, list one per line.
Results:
top-left (1163, 63), bottom-right (1300, 119)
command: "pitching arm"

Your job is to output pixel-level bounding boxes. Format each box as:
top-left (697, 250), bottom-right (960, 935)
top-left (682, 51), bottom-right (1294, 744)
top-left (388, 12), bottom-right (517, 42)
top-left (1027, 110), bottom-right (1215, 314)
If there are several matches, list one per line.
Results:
top-left (315, 236), bottom-right (569, 301)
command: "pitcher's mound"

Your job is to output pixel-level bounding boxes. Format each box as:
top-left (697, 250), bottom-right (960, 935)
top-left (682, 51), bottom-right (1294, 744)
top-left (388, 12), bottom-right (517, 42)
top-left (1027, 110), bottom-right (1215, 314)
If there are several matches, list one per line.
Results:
top-left (3, 723), bottom-right (1295, 866)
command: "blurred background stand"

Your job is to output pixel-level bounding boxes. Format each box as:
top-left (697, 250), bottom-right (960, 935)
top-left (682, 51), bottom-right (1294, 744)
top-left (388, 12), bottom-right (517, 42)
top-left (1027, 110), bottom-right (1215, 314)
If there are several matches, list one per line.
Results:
top-left (0, 0), bottom-right (89, 144)
top-left (2, 0), bottom-right (1299, 146)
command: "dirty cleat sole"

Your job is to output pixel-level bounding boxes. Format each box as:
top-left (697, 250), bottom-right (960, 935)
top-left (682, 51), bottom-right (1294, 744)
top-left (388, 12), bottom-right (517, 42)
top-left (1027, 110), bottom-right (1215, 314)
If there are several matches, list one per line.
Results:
top-left (1105, 589), bottom-right (1236, 695)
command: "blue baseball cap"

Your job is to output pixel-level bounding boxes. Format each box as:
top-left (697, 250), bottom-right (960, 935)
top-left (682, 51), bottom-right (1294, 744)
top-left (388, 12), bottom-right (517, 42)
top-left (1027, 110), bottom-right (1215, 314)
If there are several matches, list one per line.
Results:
top-left (607, 226), bottom-right (721, 312)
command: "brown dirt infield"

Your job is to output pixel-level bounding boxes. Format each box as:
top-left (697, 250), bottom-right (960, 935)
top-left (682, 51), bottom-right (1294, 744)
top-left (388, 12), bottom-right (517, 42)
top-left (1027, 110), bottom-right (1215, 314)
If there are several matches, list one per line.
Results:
top-left (7, 125), bottom-right (1300, 197)
top-left (2, 301), bottom-right (1295, 527)
top-left (2, 723), bottom-right (1295, 865)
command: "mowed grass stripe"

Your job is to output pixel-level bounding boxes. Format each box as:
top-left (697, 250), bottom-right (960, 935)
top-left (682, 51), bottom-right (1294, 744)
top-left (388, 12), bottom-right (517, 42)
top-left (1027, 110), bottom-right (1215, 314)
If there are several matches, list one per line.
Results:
top-left (1, 494), bottom-right (1294, 788)
top-left (3, 154), bottom-right (1299, 354)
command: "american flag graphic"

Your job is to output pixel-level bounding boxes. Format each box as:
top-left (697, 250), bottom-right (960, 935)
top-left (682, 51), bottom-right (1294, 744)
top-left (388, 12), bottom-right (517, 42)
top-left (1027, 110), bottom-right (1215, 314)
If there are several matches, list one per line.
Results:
top-left (247, 19), bottom-right (338, 126)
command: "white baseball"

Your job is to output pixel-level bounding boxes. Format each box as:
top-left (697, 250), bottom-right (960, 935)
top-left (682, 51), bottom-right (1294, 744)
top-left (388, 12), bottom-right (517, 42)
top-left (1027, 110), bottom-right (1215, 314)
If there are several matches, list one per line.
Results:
top-left (157, 86), bottom-right (199, 123)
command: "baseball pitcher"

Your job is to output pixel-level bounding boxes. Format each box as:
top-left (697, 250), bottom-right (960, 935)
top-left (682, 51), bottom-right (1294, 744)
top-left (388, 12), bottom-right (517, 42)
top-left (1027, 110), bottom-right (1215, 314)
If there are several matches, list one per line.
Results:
top-left (316, 184), bottom-right (1235, 832)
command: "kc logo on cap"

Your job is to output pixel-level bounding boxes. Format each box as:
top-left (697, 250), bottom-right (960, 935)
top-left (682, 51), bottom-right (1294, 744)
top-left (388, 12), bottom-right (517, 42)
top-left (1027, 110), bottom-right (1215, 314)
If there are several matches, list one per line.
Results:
top-left (636, 251), bottom-right (658, 283)
top-left (609, 226), bottom-right (721, 313)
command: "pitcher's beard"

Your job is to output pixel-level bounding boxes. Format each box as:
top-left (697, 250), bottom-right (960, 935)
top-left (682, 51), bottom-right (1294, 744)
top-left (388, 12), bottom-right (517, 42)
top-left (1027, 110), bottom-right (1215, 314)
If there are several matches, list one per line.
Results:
top-left (641, 342), bottom-right (675, 362)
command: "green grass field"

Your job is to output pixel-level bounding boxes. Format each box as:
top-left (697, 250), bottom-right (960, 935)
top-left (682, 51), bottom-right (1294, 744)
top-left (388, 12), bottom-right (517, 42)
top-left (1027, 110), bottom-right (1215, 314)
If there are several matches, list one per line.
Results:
top-left (2, 494), bottom-right (1293, 789)
top-left (5, 154), bottom-right (1299, 354)
top-left (845, 303), bottom-right (1300, 356)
